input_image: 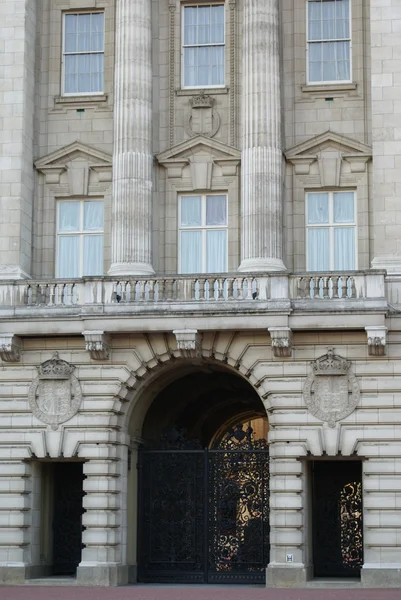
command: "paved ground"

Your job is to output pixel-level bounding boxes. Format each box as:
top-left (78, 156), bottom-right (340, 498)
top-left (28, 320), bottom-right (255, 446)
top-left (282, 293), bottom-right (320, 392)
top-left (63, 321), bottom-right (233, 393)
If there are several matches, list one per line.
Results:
top-left (1, 586), bottom-right (400, 600)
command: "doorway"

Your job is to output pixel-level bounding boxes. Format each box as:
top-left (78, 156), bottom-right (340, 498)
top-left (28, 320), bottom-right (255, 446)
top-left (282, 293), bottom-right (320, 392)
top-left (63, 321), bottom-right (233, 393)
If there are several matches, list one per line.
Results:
top-left (312, 460), bottom-right (363, 578)
top-left (134, 366), bottom-right (270, 584)
top-left (52, 462), bottom-right (85, 575)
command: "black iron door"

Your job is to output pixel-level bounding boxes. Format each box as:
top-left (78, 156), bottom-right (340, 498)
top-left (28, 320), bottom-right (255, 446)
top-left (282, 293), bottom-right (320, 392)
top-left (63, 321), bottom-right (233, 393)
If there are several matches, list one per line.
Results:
top-left (52, 462), bottom-right (85, 575)
top-left (138, 427), bottom-right (269, 584)
top-left (312, 461), bottom-right (363, 578)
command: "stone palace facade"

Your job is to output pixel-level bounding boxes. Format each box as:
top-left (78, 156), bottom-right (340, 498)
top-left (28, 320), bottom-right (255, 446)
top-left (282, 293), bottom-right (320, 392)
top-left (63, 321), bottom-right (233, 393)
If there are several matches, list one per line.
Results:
top-left (1, 0), bottom-right (401, 589)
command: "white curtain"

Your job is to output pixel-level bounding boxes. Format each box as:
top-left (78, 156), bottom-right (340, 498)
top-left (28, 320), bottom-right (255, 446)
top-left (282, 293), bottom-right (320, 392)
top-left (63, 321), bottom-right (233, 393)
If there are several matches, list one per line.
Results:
top-left (65, 14), bottom-right (77, 52)
top-left (59, 202), bottom-right (80, 232)
top-left (181, 196), bottom-right (201, 226)
top-left (180, 231), bottom-right (202, 273)
top-left (84, 201), bottom-right (104, 230)
top-left (84, 235), bottom-right (103, 275)
top-left (58, 236), bottom-right (79, 278)
top-left (206, 195), bottom-right (226, 226)
top-left (308, 228), bottom-right (330, 271)
top-left (91, 13), bottom-right (104, 52)
top-left (64, 55), bottom-right (77, 94)
top-left (206, 230), bottom-right (227, 273)
top-left (77, 14), bottom-right (91, 52)
top-left (308, 193), bottom-right (329, 224)
top-left (336, 41), bottom-right (350, 80)
top-left (334, 192), bottom-right (354, 223)
top-left (334, 228), bottom-right (355, 270)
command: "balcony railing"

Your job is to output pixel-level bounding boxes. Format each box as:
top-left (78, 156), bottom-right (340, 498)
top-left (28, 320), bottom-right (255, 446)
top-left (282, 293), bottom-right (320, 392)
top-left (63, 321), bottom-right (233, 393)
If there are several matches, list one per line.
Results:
top-left (0, 271), bottom-right (386, 313)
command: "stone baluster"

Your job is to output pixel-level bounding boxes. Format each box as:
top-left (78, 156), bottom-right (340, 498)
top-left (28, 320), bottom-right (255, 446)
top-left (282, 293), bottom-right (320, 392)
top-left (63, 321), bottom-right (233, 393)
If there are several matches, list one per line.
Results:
top-left (239, 0), bottom-right (285, 273)
top-left (108, 0), bottom-right (154, 276)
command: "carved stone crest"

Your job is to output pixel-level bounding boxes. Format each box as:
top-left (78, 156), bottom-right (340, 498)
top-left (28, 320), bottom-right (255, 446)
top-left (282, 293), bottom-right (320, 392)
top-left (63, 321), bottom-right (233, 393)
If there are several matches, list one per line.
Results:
top-left (303, 348), bottom-right (360, 428)
top-left (28, 352), bottom-right (82, 427)
top-left (185, 92), bottom-right (221, 138)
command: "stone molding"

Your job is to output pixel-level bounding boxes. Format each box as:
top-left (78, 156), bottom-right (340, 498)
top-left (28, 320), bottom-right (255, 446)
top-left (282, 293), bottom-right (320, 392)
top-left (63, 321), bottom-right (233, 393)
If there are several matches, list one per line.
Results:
top-left (365, 326), bottom-right (387, 356)
top-left (173, 329), bottom-right (202, 359)
top-left (0, 334), bottom-right (21, 362)
top-left (268, 327), bottom-right (292, 358)
top-left (82, 330), bottom-right (110, 360)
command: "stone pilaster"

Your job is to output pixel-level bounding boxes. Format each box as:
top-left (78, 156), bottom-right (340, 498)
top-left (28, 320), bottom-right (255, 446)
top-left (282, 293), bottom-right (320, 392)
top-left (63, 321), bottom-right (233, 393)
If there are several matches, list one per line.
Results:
top-left (0, 457), bottom-right (33, 583)
top-left (108, 0), bottom-right (155, 276)
top-left (0, 0), bottom-right (36, 279)
top-left (238, 0), bottom-right (285, 273)
top-left (266, 449), bottom-right (309, 587)
top-left (77, 444), bottom-right (129, 586)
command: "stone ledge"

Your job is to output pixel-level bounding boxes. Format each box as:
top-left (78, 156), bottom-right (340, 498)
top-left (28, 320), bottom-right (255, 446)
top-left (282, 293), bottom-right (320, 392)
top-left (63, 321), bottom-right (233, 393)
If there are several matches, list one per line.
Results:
top-left (361, 568), bottom-right (401, 588)
top-left (76, 564), bottom-right (129, 587)
top-left (266, 565), bottom-right (310, 588)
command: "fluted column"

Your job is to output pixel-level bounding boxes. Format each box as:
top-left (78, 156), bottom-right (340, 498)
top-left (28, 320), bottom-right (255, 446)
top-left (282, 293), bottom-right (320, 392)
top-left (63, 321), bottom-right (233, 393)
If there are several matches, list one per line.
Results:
top-left (238, 0), bottom-right (286, 272)
top-left (108, 0), bottom-right (155, 276)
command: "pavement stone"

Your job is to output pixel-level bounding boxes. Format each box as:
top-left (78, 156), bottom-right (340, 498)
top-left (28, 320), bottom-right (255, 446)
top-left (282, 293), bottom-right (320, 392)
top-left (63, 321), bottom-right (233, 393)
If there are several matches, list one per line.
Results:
top-left (0, 586), bottom-right (400, 600)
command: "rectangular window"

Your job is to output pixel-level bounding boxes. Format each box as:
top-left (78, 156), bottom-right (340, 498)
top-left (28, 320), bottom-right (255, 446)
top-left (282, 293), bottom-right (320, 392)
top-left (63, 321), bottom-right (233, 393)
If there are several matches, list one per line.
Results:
top-left (306, 191), bottom-right (356, 271)
top-left (63, 12), bottom-right (105, 95)
top-left (57, 200), bottom-right (104, 277)
top-left (307, 0), bottom-right (351, 83)
top-left (179, 194), bottom-right (227, 273)
top-left (182, 4), bottom-right (225, 88)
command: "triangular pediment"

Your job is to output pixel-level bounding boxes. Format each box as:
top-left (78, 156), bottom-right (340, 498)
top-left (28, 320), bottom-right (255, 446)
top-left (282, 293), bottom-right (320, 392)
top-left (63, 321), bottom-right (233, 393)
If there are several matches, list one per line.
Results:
top-left (285, 131), bottom-right (372, 159)
top-left (35, 140), bottom-right (112, 169)
top-left (156, 135), bottom-right (241, 163)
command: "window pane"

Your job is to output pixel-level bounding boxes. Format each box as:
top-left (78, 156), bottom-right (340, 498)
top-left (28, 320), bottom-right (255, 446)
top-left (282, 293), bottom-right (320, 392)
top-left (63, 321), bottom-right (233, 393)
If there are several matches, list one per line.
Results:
top-left (206, 195), bottom-right (227, 225)
top-left (206, 230), bottom-right (227, 273)
top-left (184, 7), bottom-right (197, 45)
top-left (77, 54), bottom-right (91, 93)
top-left (184, 48), bottom-right (197, 87)
top-left (64, 55), bottom-right (78, 94)
top-left (334, 192), bottom-right (354, 223)
top-left (308, 193), bottom-right (329, 224)
top-left (77, 14), bottom-right (91, 52)
top-left (334, 228), bottom-right (355, 270)
top-left (91, 53), bottom-right (104, 92)
top-left (198, 6), bottom-right (210, 45)
top-left (65, 15), bottom-right (77, 52)
top-left (84, 201), bottom-right (104, 231)
top-left (180, 231), bottom-right (202, 273)
top-left (181, 196), bottom-right (202, 227)
top-left (59, 202), bottom-right (80, 232)
top-left (91, 13), bottom-right (104, 52)
top-left (58, 236), bottom-right (80, 278)
top-left (308, 1), bottom-right (322, 40)
top-left (308, 228), bottom-right (330, 271)
top-left (84, 235), bottom-right (104, 275)
top-left (211, 5), bottom-right (224, 43)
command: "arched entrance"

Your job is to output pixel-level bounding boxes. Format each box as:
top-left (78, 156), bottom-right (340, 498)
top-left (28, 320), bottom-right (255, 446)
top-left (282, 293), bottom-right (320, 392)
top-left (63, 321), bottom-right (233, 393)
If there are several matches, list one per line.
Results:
top-left (135, 364), bottom-right (270, 584)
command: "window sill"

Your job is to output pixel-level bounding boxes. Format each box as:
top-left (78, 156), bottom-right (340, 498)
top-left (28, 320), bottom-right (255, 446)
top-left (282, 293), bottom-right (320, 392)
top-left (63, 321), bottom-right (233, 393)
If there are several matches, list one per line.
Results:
top-left (176, 87), bottom-right (229, 97)
top-left (301, 82), bottom-right (358, 97)
top-left (54, 94), bottom-right (109, 107)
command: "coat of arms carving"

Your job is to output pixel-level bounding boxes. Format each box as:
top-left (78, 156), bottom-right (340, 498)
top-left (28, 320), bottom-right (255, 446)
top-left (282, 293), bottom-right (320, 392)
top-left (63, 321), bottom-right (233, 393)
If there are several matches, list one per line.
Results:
top-left (303, 348), bottom-right (360, 428)
top-left (28, 352), bottom-right (82, 427)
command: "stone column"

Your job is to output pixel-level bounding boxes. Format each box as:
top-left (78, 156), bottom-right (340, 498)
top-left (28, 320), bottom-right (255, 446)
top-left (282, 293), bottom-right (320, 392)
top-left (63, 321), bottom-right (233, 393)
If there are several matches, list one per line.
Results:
top-left (108, 0), bottom-right (155, 276)
top-left (0, 0), bottom-right (36, 279)
top-left (238, 0), bottom-right (286, 273)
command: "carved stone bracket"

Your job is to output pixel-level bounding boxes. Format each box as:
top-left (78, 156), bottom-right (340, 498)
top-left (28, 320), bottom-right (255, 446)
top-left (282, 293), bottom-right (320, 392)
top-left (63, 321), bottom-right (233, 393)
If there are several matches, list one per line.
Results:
top-left (173, 329), bottom-right (202, 359)
top-left (365, 326), bottom-right (387, 356)
top-left (82, 330), bottom-right (110, 360)
top-left (0, 334), bottom-right (21, 362)
top-left (268, 327), bottom-right (292, 358)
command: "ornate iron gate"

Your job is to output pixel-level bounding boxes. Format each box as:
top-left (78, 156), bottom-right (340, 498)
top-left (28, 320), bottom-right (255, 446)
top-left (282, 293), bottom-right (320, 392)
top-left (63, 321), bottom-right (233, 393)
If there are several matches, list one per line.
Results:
top-left (312, 461), bottom-right (363, 578)
top-left (138, 426), bottom-right (269, 584)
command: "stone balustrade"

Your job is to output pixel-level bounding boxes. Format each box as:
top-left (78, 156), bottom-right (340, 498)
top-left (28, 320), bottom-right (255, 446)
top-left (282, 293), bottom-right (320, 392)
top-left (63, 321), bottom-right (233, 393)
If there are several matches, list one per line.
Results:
top-left (0, 271), bottom-right (386, 313)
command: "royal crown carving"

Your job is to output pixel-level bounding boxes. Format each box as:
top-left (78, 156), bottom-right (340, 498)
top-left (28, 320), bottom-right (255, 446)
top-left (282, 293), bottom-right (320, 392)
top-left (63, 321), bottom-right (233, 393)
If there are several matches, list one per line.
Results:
top-left (303, 348), bottom-right (360, 428)
top-left (28, 353), bottom-right (82, 428)
top-left (37, 351), bottom-right (75, 379)
top-left (190, 93), bottom-right (214, 109)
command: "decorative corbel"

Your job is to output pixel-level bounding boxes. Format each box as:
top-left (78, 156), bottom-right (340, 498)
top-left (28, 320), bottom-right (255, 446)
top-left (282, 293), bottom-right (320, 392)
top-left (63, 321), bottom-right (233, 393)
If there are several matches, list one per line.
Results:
top-left (0, 334), bottom-right (21, 362)
top-left (365, 326), bottom-right (387, 356)
top-left (268, 327), bottom-right (293, 358)
top-left (82, 330), bottom-right (110, 360)
top-left (173, 329), bottom-right (202, 359)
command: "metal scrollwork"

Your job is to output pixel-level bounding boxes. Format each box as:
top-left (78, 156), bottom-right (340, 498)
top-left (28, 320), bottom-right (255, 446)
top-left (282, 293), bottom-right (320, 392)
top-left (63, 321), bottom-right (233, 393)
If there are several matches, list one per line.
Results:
top-left (340, 481), bottom-right (363, 569)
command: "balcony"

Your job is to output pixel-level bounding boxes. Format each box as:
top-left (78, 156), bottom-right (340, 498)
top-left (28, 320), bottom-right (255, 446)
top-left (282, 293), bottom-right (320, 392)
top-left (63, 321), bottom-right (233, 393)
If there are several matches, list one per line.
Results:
top-left (0, 271), bottom-right (387, 332)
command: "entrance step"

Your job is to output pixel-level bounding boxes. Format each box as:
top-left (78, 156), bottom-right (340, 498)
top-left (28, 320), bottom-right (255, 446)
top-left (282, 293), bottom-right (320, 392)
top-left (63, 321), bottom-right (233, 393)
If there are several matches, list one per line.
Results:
top-left (307, 578), bottom-right (361, 588)
top-left (26, 576), bottom-right (77, 586)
